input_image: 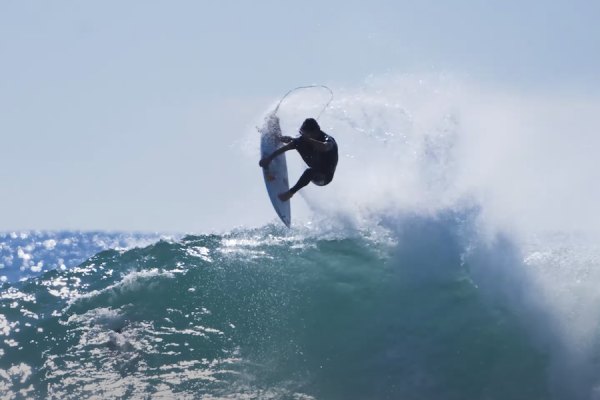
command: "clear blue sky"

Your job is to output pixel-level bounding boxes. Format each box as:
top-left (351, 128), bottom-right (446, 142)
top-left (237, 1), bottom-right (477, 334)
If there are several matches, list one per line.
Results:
top-left (1, 1), bottom-right (598, 232)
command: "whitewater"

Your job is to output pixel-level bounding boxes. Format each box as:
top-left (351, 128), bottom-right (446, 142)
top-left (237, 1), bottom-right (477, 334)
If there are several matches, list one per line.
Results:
top-left (2, 75), bottom-right (600, 399)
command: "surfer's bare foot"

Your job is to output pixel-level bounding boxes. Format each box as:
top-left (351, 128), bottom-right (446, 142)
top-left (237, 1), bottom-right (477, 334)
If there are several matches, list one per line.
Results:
top-left (278, 191), bottom-right (293, 202)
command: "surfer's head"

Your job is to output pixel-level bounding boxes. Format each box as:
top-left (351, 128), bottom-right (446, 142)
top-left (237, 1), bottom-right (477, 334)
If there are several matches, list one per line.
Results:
top-left (299, 118), bottom-right (320, 138)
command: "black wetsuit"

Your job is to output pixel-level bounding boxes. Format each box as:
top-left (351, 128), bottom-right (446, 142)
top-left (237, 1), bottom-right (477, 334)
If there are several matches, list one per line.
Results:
top-left (289, 131), bottom-right (338, 194)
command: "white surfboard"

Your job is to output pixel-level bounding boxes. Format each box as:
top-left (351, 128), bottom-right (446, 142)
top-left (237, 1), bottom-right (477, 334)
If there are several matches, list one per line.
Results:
top-left (259, 112), bottom-right (291, 227)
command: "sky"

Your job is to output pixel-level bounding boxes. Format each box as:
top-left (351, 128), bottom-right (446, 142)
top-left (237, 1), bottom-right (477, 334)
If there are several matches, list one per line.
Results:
top-left (1, 0), bottom-right (599, 233)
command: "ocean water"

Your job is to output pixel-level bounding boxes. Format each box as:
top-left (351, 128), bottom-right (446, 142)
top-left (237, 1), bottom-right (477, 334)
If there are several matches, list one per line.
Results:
top-left (1, 221), bottom-right (599, 399)
top-left (3, 76), bottom-right (600, 399)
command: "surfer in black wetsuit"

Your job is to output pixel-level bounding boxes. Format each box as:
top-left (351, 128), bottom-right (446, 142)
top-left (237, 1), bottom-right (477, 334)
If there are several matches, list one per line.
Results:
top-left (259, 118), bottom-right (338, 202)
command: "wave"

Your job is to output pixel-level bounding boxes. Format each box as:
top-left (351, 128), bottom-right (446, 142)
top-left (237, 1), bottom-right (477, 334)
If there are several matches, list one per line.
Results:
top-left (0, 217), bottom-right (596, 399)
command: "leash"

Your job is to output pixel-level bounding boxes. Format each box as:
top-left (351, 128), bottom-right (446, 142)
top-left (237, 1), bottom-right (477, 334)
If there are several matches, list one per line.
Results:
top-left (273, 85), bottom-right (334, 120)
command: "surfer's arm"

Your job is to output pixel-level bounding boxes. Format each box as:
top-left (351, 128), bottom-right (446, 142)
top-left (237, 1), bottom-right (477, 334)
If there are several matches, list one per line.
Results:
top-left (305, 137), bottom-right (334, 152)
top-left (269, 142), bottom-right (295, 159)
top-left (259, 143), bottom-right (295, 168)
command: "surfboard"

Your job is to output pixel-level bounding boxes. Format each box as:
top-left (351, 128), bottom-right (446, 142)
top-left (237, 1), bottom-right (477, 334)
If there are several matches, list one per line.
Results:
top-left (259, 112), bottom-right (291, 227)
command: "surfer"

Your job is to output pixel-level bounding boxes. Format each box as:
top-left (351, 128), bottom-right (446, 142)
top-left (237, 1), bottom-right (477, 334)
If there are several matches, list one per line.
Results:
top-left (259, 118), bottom-right (338, 202)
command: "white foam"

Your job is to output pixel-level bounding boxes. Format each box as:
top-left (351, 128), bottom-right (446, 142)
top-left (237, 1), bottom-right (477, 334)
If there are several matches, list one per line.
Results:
top-left (186, 246), bottom-right (212, 262)
top-left (42, 239), bottom-right (57, 250)
top-left (0, 314), bottom-right (11, 336)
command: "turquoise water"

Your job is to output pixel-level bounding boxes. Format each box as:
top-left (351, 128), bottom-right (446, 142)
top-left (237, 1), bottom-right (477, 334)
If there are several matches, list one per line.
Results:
top-left (2, 214), bottom-right (577, 399)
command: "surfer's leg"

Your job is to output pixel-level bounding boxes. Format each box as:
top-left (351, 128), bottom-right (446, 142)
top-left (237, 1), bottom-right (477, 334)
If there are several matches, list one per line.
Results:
top-left (278, 169), bottom-right (314, 201)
